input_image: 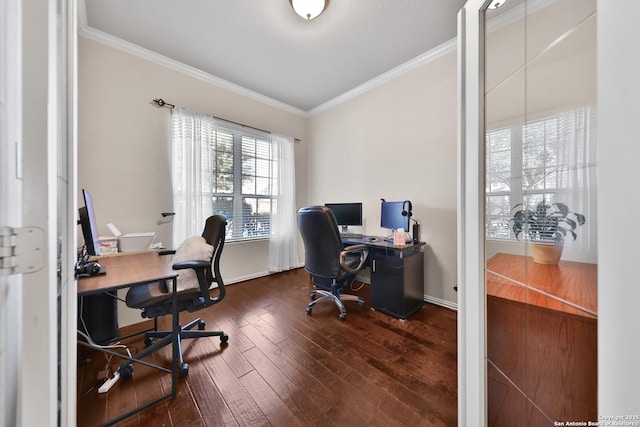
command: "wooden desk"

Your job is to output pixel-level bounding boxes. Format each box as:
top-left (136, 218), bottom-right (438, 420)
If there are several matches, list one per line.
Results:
top-left (78, 251), bottom-right (176, 296)
top-left (77, 252), bottom-right (179, 426)
top-left (342, 236), bottom-right (425, 319)
top-left (486, 253), bottom-right (597, 423)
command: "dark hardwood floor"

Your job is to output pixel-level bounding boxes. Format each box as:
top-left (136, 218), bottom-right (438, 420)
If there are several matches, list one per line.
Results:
top-left (77, 268), bottom-right (457, 426)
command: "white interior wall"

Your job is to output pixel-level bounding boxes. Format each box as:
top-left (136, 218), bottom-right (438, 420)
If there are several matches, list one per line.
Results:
top-left (306, 50), bottom-right (459, 307)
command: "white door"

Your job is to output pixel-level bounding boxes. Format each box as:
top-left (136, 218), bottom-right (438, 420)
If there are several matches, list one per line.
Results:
top-left (1, 0), bottom-right (76, 426)
top-left (457, 0), bottom-right (640, 423)
top-left (1, 0), bottom-right (24, 425)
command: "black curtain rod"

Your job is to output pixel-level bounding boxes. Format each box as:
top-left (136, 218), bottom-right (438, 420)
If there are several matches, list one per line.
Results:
top-left (152, 98), bottom-right (301, 143)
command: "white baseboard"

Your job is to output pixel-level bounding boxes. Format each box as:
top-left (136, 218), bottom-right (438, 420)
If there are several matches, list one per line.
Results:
top-left (224, 263), bottom-right (305, 285)
top-left (424, 295), bottom-right (458, 311)
top-left (225, 271), bottom-right (272, 285)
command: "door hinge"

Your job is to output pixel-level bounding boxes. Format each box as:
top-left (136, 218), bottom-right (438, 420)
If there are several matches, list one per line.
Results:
top-left (0, 226), bottom-right (45, 276)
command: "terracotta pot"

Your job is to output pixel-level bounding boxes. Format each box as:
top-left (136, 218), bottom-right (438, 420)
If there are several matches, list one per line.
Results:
top-left (530, 242), bottom-right (564, 265)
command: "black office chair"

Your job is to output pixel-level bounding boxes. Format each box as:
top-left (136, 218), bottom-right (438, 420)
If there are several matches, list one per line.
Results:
top-left (122, 214), bottom-right (229, 378)
top-left (297, 205), bottom-right (369, 320)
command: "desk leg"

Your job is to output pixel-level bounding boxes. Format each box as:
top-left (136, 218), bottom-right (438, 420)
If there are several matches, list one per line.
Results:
top-left (171, 276), bottom-right (178, 398)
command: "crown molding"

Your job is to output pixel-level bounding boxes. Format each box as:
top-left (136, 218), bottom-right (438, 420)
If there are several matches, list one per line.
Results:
top-left (308, 38), bottom-right (457, 115)
top-left (77, 19), bottom-right (308, 118)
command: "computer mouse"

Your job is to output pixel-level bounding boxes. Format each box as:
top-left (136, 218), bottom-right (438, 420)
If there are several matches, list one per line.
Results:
top-left (78, 261), bottom-right (101, 275)
top-left (88, 262), bottom-right (102, 274)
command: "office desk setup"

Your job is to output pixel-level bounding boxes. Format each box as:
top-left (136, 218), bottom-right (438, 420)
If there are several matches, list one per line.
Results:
top-left (340, 235), bottom-right (425, 319)
top-left (77, 251), bottom-right (180, 426)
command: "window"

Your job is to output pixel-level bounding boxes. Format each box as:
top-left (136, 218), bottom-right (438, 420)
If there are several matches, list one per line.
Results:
top-left (485, 109), bottom-right (593, 240)
top-left (486, 128), bottom-right (513, 239)
top-left (171, 107), bottom-right (279, 245)
top-left (209, 126), bottom-right (276, 241)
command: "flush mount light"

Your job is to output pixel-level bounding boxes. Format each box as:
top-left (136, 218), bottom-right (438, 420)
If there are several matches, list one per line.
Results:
top-left (290, 0), bottom-right (327, 20)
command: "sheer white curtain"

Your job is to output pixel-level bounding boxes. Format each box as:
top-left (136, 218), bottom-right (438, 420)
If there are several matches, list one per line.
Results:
top-left (269, 134), bottom-right (299, 272)
top-left (555, 106), bottom-right (597, 254)
top-left (171, 107), bottom-right (215, 246)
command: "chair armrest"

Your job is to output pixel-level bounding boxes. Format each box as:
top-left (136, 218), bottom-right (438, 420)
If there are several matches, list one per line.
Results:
top-left (158, 249), bottom-right (176, 256)
top-left (172, 259), bottom-right (209, 271)
top-left (340, 244), bottom-right (369, 274)
top-left (172, 260), bottom-right (212, 295)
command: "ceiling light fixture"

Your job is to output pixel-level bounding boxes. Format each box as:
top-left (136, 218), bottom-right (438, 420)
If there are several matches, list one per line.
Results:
top-left (290, 0), bottom-right (327, 20)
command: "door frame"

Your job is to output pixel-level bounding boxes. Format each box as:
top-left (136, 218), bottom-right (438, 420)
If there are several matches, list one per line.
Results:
top-left (457, 0), bottom-right (490, 424)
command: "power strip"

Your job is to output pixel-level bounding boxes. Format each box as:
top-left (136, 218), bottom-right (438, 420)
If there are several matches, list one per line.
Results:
top-left (98, 371), bottom-right (120, 394)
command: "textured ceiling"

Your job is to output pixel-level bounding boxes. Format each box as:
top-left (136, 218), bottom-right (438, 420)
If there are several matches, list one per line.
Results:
top-left (82, 0), bottom-right (467, 112)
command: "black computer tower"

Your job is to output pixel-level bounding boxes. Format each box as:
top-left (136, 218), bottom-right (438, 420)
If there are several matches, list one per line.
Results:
top-left (77, 293), bottom-right (119, 345)
top-left (370, 250), bottom-right (424, 319)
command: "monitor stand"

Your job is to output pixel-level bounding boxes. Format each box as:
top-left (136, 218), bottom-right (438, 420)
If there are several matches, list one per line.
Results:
top-left (339, 226), bottom-right (362, 238)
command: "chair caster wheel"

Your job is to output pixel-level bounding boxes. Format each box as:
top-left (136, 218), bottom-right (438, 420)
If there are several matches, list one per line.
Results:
top-left (310, 293), bottom-right (316, 301)
top-left (144, 336), bottom-right (154, 346)
top-left (179, 363), bottom-right (189, 378)
top-left (119, 364), bottom-right (134, 380)
top-left (339, 313), bottom-right (346, 321)
top-left (306, 306), bottom-right (312, 315)
top-left (198, 320), bottom-right (206, 330)
top-left (220, 333), bottom-right (229, 343)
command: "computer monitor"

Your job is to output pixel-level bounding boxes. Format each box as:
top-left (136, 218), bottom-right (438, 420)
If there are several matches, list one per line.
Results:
top-left (380, 200), bottom-right (411, 232)
top-left (79, 189), bottom-right (101, 256)
top-left (324, 202), bottom-right (363, 233)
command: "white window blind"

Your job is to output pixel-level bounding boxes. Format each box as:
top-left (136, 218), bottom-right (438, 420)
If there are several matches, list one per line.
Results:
top-left (172, 107), bottom-right (277, 244)
top-left (485, 107), bottom-right (596, 241)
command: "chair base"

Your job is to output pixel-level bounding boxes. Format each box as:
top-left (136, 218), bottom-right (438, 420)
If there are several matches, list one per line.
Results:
top-left (119, 317), bottom-right (228, 379)
top-left (306, 289), bottom-right (365, 321)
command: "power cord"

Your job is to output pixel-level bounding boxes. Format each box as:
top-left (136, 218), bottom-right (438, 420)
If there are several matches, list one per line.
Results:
top-left (78, 296), bottom-right (135, 392)
top-left (350, 279), bottom-right (366, 292)
top-left (76, 330), bottom-right (133, 360)
top-left (77, 329), bottom-right (133, 394)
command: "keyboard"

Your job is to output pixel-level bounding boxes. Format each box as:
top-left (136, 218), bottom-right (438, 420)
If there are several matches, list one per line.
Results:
top-left (340, 233), bottom-right (363, 238)
top-left (383, 236), bottom-right (413, 244)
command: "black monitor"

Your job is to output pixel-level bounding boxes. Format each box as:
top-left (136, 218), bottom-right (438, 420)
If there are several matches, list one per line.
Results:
top-left (324, 202), bottom-right (363, 233)
top-left (79, 189), bottom-right (101, 256)
top-left (380, 200), bottom-right (411, 232)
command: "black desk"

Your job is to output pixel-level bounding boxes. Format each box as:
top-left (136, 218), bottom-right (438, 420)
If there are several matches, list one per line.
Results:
top-left (77, 252), bottom-right (179, 426)
top-left (341, 236), bottom-right (425, 319)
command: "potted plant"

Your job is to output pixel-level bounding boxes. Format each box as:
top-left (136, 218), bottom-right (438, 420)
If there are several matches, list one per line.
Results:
top-left (511, 200), bottom-right (586, 265)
